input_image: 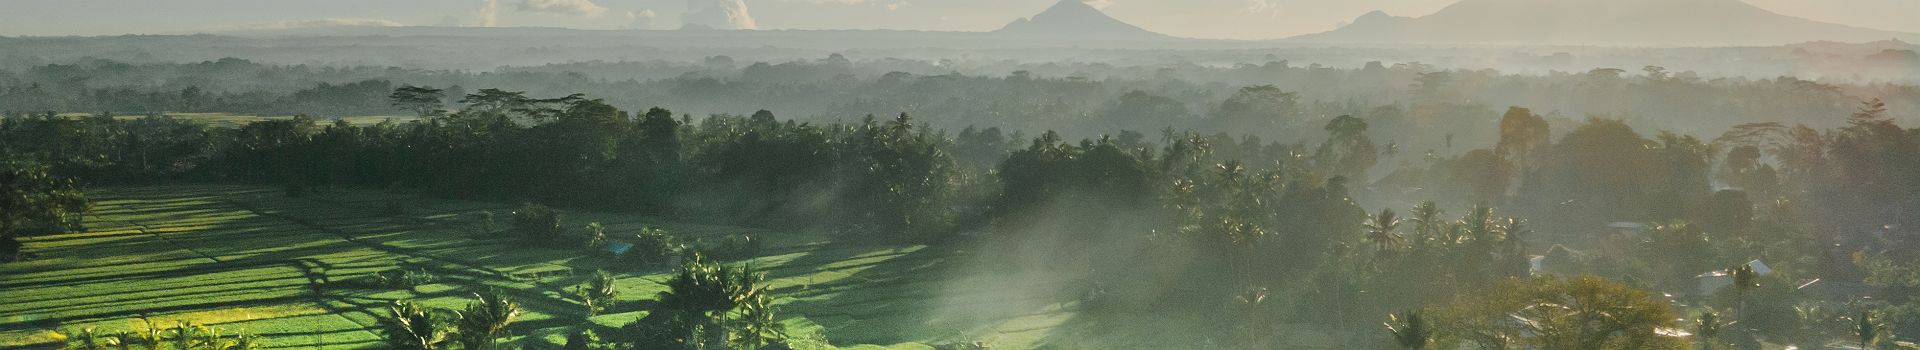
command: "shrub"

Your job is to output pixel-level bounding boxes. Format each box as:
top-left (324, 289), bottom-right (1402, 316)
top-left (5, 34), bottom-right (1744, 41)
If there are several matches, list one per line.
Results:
top-left (692, 234), bottom-right (760, 261)
top-left (583, 222), bottom-right (607, 248)
top-left (512, 203), bottom-right (565, 243)
top-left (620, 227), bottom-right (681, 270)
top-left (470, 210), bottom-right (498, 236)
top-left (337, 268), bottom-right (436, 289)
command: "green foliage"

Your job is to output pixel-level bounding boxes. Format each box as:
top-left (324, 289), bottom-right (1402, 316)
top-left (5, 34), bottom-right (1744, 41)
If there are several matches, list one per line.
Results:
top-left (564, 328), bottom-right (605, 350)
top-left (1363, 208), bottom-right (1403, 254)
top-left (632, 251), bottom-right (782, 349)
top-left (583, 222), bottom-right (607, 249)
top-left (1314, 115), bottom-right (1378, 179)
top-left (1436, 276), bottom-right (1686, 350)
top-left (455, 289), bottom-right (522, 350)
top-left (512, 203), bottom-right (566, 244)
top-left (1856, 309), bottom-right (1886, 349)
top-left (577, 270), bottom-right (619, 317)
top-left (389, 85), bottom-right (448, 117)
top-left (380, 301), bottom-right (453, 350)
top-left (349, 267), bottom-right (437, 289)
top-left (1696, 310), bottom-right (1722, 350)
top-left (0, 160), bottom-right (90, 238)
top-left (73, 320), bottom-right (262, 350)
top-left (1384, 310), bottom-right (1432, 350)
top-left (622, 226), bottom-right (681, 269)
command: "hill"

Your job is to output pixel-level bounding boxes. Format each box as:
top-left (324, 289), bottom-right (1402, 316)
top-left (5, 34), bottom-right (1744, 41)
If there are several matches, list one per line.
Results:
top-left (994, 0), bottom-right (1171, 40)
top-left (1291, 0), bottom-right (1920, 46)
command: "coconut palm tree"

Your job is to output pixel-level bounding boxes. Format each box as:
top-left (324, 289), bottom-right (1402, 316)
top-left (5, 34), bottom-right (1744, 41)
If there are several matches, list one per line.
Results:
top-left (1730, 264), bottom-right (1758, 323)
top-left (732, 293), bottom-right (785, 349)
top-left (456, 290), bottom-right (522, 350)
top-left (382, 301), bottom-right (451, 350)
top-left (1385, 310), bottom-right (1433, 350)
top-left (1409, 201), bottom-right (1445, 246)
top-left (1364, 208), bottom-right (1404, 254)
top-left (577, 270), bottom-right (618, 316)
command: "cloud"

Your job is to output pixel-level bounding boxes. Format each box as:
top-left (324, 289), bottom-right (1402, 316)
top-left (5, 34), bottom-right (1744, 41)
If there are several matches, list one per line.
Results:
top-left (515, 0), bottom-right (610, 17)
top-left (475, 0), bottom-right (500, 27)
top-left (626, 10), bottom-right (658, 29)
top-left (211, 18), bottom-right (403, 32)
top-left (682, 0), bottom-right (757, 30)
top-left (1246, 0), bottom-right (1282, 16)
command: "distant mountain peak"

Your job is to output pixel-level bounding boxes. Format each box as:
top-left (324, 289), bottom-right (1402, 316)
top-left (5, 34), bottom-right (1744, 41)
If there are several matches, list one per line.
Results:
top-left (1293, 0), bottom-right (1919, 46)
top-left (995, 0), bottom-right (1169, 40)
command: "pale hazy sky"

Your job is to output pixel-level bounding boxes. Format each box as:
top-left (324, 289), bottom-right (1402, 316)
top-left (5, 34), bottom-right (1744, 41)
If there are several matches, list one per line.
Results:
top-left (1, 0), bottom-right (1915, 40)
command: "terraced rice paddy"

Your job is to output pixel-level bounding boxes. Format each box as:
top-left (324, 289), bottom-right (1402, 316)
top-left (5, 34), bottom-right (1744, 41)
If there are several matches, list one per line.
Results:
top-left (0, 185), bottom-right (1080, 349)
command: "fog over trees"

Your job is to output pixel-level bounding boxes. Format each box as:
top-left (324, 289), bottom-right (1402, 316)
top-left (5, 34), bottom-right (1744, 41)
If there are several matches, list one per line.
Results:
top-left (4, 0), bottom-right (1920, 349)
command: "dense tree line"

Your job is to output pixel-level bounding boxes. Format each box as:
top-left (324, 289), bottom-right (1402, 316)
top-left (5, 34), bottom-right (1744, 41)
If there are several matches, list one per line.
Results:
top-left (4, 56), bottom-right (1915, 156)
top-left (7, 83), bottom-right (1920, 347)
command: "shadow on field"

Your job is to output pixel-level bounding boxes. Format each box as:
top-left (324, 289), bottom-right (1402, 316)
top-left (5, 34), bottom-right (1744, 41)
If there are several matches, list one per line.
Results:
top-left (770, 240), bottom-right (967, 345)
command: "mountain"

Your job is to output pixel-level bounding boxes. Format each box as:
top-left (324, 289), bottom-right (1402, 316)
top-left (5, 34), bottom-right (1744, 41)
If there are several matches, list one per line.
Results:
top-left (1292, 0), bottom-right (1920, 46)
top-left (995, 0), bottom-right (1170, 40)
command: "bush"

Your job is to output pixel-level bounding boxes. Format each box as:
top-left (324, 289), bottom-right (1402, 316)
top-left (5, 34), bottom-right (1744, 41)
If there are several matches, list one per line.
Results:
top-left (620, 227), bottom-right (681, 270)
top-left (583, 222), bottom-right (607, 248)
top-left (692, 234), bottom-right (760, 261)
top-left (1, 235), bottom-right (22, 263)
top-left (512, 203), bottom-right (565, 243)
top-left (337, 268), bottom-right (436, 289)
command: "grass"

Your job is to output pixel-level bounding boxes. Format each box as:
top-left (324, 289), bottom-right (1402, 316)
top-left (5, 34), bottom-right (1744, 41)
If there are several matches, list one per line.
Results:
top-left (0, 184), bottom-right (1078, 349)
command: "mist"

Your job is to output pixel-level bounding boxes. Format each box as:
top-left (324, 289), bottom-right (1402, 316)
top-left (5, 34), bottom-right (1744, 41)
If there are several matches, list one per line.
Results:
top-left (3, 0), bottom-right (1920, 349)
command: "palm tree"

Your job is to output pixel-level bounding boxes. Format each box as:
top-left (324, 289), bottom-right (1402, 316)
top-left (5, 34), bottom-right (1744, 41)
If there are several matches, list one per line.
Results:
top-left (456, 290), bottom-right (522, 350)
top-left (732, 293), bottom-right (785, 349)
top-left (1855, 309), bottom-right (1881, 350)
top-left (577, 270), bottom-right (618, 316)
top-left (382, 301), bottom-right (451, 350)
top-left (1409, 201), bottom-right (1444, 245)
top-left (1364, 208), bottom-right (1404, 254)
top-left (1730, 264), bottom-right (1758, 323)
top-left (1696, 310), bottom-right (1721, 350)
top-left (1385, 310), bottom-right (1433, 350)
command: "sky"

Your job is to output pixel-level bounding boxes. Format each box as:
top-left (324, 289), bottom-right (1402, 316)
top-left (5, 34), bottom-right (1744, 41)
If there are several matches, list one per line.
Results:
top-left (1, 0), bottom-right (1916, 40)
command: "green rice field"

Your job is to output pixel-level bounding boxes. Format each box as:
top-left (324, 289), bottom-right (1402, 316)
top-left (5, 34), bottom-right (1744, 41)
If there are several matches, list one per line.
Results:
top-left (0, 185), bottom-right (1079, 349)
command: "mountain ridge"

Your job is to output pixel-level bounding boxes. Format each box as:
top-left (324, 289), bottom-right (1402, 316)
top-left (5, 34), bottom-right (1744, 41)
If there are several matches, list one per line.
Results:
top-left (1291, 0), bottom-right (1920, 46)
top-left (994, 0), bottom-right (1171, 40)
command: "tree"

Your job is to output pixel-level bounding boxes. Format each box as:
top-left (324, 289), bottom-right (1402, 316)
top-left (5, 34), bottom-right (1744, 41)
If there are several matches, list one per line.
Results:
top-left (381, 301), bottom-right (452, 350)
top-left (1213, 85), bottom-right (1300, 131)
top-left (1696, 310), bottom-right (1721, 350)
top-left (1854, 309), bottom-right (1883, 350)
top-left (1730, 264), bottom-right (1758, 323)
top-left (1385, 309), bottom-right (1433, 350)
top-left (1316, 115), bottom-right (1379, 179)
top-left (1409, 201), bottom-right (1445, 245)
top-left (1494, 107), bottom-right (1550, 188)
top-left (455, 290), bottom-right (522, 350)
top-left (636, 252), bottom-right (779, 349)
top-left (389, 85), bottom-right (447, 117)
top-left (1440, 276), bottom-right (1686, 350)
top-left (1364, 208), bottom-right (1403, 254)
top-left (1, 160), bottom-right (91, 262)
top-left (577, 270), bottom-right (618, 316)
